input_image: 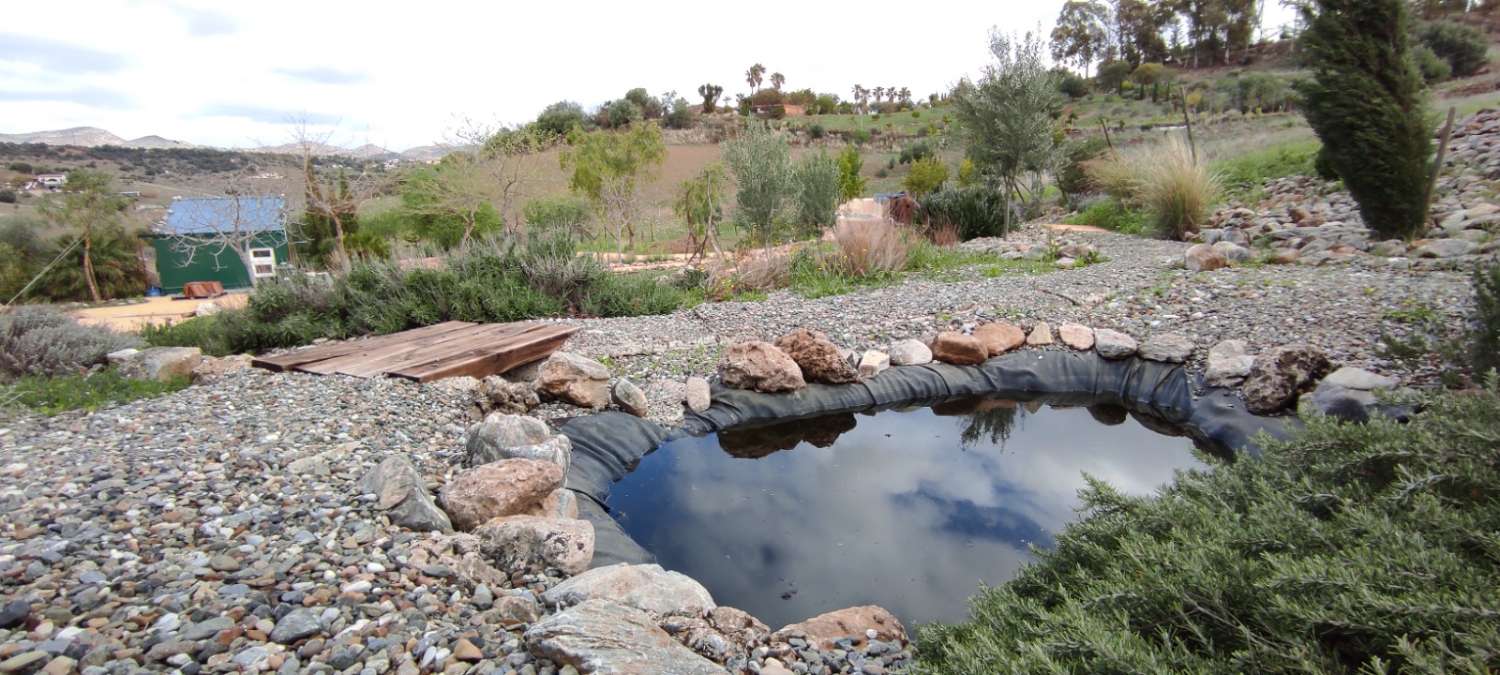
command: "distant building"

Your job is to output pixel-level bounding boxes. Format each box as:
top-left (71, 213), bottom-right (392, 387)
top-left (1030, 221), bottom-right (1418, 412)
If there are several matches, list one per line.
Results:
top-left (144, 195), bottom-right (288, 294)
top-left (35, 174), bottom-right (66, 189)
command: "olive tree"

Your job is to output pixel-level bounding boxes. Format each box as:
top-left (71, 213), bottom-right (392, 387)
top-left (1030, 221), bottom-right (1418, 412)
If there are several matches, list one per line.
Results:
top-left (722, 123), bottom-right (791, 247)
top-left (953, 30), bottom-right (1063, 228)
top-left (560, 122), bottom-right (666, 253)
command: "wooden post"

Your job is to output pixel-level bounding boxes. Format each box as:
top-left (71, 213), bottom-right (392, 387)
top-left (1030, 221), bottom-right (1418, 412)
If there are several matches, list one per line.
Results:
top-left (1180, 84), bottom-right (1198, 164)
top-left (1424, 106), bottom-right (1458, 227)
top-left (1099, 118), bottom-right (1115, 153)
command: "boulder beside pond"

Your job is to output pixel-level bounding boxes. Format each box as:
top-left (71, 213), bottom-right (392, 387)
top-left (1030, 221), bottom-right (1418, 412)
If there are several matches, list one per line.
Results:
top-left (1242, 344), bottom-right (1331, 414)
top-left (537, 352), bottom-right (611, 409)
top-left (476, 515), bottom-right (594, 576)
top-left (774, 328), bottom-right (858, 385)
top-left (525, 599), bottom-right (726, 675)
top-left (718, 342), bottom-right (805, 393)
top-left (440, 459), bottom-right (564, 531)
top-left (543, 563), bottom-right (716, 617)
top-left (357, 456), bottom-right (452, 533)
top-left (773, 605), bottom-right (907, 651)
top-left (931, 332), bottom-right (988, 365)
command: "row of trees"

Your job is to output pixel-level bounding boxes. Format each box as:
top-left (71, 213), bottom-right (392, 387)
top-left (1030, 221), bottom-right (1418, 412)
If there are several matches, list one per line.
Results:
top-left (1051, 0), bottom-right (1266, 75)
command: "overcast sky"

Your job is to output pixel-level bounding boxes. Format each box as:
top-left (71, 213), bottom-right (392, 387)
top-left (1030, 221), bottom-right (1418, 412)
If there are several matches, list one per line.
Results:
top-left (0, 1), bottom-right (1298, 151)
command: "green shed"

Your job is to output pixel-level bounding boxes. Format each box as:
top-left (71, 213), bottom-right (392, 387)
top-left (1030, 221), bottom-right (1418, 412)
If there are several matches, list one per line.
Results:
top-left (146, 195), bottom-right (289, 295)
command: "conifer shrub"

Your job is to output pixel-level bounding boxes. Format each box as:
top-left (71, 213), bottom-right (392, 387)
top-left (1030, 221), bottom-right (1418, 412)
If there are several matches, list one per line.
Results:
top-left (920, 186), bottom-right (1009, 240)
top-left (1297, 0), bottom-right (1432, 240)
top-left (917, 380), bottom-right (1500, 673)
top-left (1471, 261), bottom-right (1500, 376)
top-left (1417, 20), bottom-right (1490, 78)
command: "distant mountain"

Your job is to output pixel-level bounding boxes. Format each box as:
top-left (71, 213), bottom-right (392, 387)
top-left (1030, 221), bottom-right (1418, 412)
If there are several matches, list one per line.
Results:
top-left (252, 141), bottom-right (397, 160)
top-left (399, 144), bottom-right (456, 162)
top-left (0, 126), bottom-right (195, 149)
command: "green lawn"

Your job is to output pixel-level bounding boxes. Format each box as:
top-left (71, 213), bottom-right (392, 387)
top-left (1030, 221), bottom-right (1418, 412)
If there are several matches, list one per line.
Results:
top-left (2, 368), bottom-right (190, 416)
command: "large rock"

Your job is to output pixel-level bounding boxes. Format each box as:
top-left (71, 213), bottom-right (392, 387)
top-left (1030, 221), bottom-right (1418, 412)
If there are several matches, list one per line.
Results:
top-left (118, 346), bottom-right (202, 382)
top-left (773, 605), bottom-right (907, 650)
top-left (660, 607), bottom-right (771, 665)
top-left (1204, 339), bottom-right (1254, 388)
top-left (612, 379), bottom-right (649, 417)
top-left (1309, 367), bottom-right (1399, 423)
top-left (973, 322), bottom-right (1025, 356)
top-left (1322, 366), bottom-right (1397, 391)
top-left (1414, 238), bottom-right (1478, 258)
top-left (932, 332), bottom-right (988, 365)
top-left (537, 352), bottom-right (611, 409)
top-left (1212, 240), bottom-right (1252, 263)
top-left (887, 339), bottom-right (932, 366)
top-left (525, 489), bottom-right (579, 520)
top-left (718, 342), bottom-right (805, 393)
top-left (357, 456), bottom-right (452, 533)
top-left (525, 600), bottom-right (727, 675)
top-left (476, 515), bottom-right (594, 576)
top-left (475, 376), bottom-right (540, 416)
top-left (466, 415), bottom-right (571, 472)
top-left (441, 459), bottom-right (564, 531)
top-left (543, 563), bottom-right (715, 616)
top-left (684, 377), bottom-right (712, 413)
top-left (1093, 329), bottom-right (1138, 360)
top-left (1185, 243), bottom-right (1228, 272)
top-left (1139, 333), bottom-right (1193, 363)
top-left (1242, 344), bottom-right (1331, 414)
top-left (1057, 323), bottom-right (1094, 350)
top-left (774, 329), bottom-right (858, 385)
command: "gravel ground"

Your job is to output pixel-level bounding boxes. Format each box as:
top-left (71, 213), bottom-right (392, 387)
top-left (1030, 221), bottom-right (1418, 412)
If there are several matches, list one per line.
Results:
top-left (0, 222), bottom-right (1478, 674)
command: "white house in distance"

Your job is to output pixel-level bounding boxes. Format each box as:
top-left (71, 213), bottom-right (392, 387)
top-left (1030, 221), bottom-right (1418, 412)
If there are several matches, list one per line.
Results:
top-left (34, 174), bottom-right (66, 189)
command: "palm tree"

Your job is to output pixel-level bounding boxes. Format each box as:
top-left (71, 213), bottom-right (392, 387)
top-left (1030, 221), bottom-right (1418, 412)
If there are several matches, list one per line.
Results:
top-left (898, 87), bottom-right (911, 104)
top-left (746, 63), bottom-right (766, 93)
top-left (873, 86), bottom-right (885, 104)
top-left (770, 72), bottom-right (785, 91)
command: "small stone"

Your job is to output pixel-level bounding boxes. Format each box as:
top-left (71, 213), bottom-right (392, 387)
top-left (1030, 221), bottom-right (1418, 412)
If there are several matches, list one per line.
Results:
top-left (269, 608), bottom-right (323, 644)
top-left (1204, 340), bottom-right (1254, 388)
top-left (972, 322), bottom-right (1025, 356)
top-left (1414, 238), bottom-right (1478, 258)
top-left (475, 515), bottom-right (595, 576)
top-left (543, 563), bottom-right (716, 616)
top-left (1057, 324), bottom-right (1093, 350)
top-left (1243, 344), bottom-right (1332, 414)
top-left (1322, 367), bottom-right (1397, 391)
top-left (857, 351), bottom-right (890, 379)
top-left (930, 332), bottom-right (988, 365)
top-left (886, 339), bottom-right (932, 366)
top-left (1092, 329), bottom-right (1138, 360)
top-left (612, 379), bottom-right (650, 417)
top-left (0, 601), bottom-right (30, 630)
top-left (440, 459), bottom-right (565, 531)
top-left (1185, 243), bottom-right (1228, 272)
top-left (774, 328), bottom-right (859, 385)
top-left (684, 377), bottom-right (711, 413)
top-left (452, 639), bottom-right (482, 662)
top-left (1025, 322), bottom-right (1054, 346)
top-left (1211, 240), bottom-right (1251, 263)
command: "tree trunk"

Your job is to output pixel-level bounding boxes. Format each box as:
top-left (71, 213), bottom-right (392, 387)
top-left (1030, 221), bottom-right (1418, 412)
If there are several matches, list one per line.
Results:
top-left (330, 212), bottom-right (349, 271)
top-left (235, 245), bottom-right (260, 288)
top-left (82, 230), bottom-right (101, 303)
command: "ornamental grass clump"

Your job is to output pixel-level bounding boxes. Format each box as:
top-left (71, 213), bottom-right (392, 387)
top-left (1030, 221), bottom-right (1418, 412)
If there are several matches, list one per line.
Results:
top-left (829, 220), bottom-right (914, 278)
top-left (917, 378), bottom-right (1500, 673)
top-left (1089, 136), bottom-right (1221, 240)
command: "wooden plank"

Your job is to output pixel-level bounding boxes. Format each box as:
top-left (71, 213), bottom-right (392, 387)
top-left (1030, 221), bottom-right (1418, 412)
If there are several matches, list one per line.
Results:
top-left (295, 323), bottom-right (510, 377)
top-left (392, 324), bottom-right (579, 382)
top-left (252, 321), bottom-right (473, 371)
top-left (325, 323), bottom-right (535, 378)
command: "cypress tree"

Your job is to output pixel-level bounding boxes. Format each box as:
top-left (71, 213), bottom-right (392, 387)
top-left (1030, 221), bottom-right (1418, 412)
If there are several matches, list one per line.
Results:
top-left (1297, 0), bottom-right (1432, 240)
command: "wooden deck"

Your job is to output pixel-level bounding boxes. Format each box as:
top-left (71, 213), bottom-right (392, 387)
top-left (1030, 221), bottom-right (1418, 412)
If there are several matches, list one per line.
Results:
top-left (251, 321), bottom-right (578, 383)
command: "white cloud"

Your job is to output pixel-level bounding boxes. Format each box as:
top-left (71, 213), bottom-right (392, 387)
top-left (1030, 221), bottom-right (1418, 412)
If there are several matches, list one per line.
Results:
top-left (0, 0), bottom-right (1300, 151)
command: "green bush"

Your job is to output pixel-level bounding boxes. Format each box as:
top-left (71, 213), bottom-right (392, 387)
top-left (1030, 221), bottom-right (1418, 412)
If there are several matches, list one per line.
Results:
top-left (1417, 20), bottom-right (1490, 78)
top-left (723, 123), bottom-right (792, 243)
top-left (903, 157), bottom-right (950, 198)
top-left (917, 381), bottom-right (1500, 673)
top-left (792, 151), bottom-right (842, 232)
top-left (836, 146), bottom-right (866, 202)
top-left (1298, 0), bottom-right (1433, 240)
top-left (0, 306), bottom-right (139, 378)
top-left (523, 195), bottom-right (593, 236)
top-left (1058, 138), bottom-right (1110, 207)
top-left (580, 273), bottom-right (697, 317)
top-left (1055, 69), bottom-right (1090, 99)
top-left (921, 186), bottom-right (1009, 240)
top-left (0, 190), bottom-right (15, 204)
top-left (898, 141), bottom-right (934, 165)
top-left (1413, 44), bottom-right (1453, 83)
top-left (1065, 198), bottom-right (1147, 235)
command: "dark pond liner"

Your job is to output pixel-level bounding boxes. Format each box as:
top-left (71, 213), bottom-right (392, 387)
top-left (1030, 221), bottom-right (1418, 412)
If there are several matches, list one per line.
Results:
top-left (558, 349), bottom-right (1291, 568)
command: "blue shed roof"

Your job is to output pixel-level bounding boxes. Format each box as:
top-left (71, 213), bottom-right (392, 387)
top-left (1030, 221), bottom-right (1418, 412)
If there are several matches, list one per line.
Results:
top-left (160, 196), bottom-right (286, 236)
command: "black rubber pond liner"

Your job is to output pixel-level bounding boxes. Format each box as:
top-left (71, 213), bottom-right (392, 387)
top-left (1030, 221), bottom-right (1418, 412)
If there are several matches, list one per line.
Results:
top-left (558, 350), bottom-right (1292, 568)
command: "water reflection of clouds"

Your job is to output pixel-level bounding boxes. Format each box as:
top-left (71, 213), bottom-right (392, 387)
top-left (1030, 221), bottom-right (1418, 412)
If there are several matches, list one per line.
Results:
top-left (608, 402), bottom-right (1206, 628)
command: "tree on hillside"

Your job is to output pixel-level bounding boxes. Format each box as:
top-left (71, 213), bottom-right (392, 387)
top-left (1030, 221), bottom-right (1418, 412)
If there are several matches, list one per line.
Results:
top-left (722, 122), bottom-right (791, 248)
top-left (746, 63), bottom-right (766, 93)
top-left (559, 122), bottom-right (666, 253)
top-left (852, 84), bottom-right (869, 113)
top-left (36, 170), bottom-right (135, 302)
top-left (1114, 0), bottom-right (1173, 66)
top-left (1130, 62), bottom-right (1167, 100)
top-left (535, 101), bottom-right (589, 137)
top-left (1052, 0), bottom-right (1112, 76)
top-left (1097, 59), bottom-right (1134, 93)
top-left (400, 125), bottom-right (548, 248)
top-left (673, 163), bottom-right (729, 261)
top-left (698, 84), bottom-right (724, 113)
top-left (770, 72), bottom-right (786, 91)
top-left (953, 30), bottom-right (1063, 229)
top-left (624, 88), bottom-right (664, 119)
top-left (596, 99), bottom-right (644, 129)
top-left (1296, 0), bottom-right (1432, 239)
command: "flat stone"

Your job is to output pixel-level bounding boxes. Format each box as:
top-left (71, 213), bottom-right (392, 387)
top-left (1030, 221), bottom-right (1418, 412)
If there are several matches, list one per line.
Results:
top-left (118, 346), bottom-right (202, 382)
top-left (773, 605), bottom-right (906, 651)
top-left (1092, 329), bottom-right (1138, 360)
top-left (440, 459), bottom-right (564, 531)
top-left (537, 352), bottom-right (612, 409)
top-left (972, 322), bottom-right (1025, 356)
top-left (1139, 333), bottom-right (1193, 363)
top-left (1025, 322), bottom-right (1054, 346)
top-left (543, 563), bottom-right (715, 616)
top-left (930, 332), bottom-right (988, 365)
top-left (1414, 238), bottom-right (1478, 258)
top-left (475, 376), bottom-right (540, 415)
top-left (1211, 240), bottom-right (1251, 263)
top-left (1057, 324), bottom-right (1094, 350)
top-left (1185, 243), bottom-right (1228, 272)
top-left (270, 608), bottom-right (322, 644)
top-left (887, 339), bottom-right (932, 366)
top-left (525, 599), bottom-right (727, 675)
top-left (1204, 340), bottom-right (1254, 388)
top-left (475, 515), bottom-right (594, 576)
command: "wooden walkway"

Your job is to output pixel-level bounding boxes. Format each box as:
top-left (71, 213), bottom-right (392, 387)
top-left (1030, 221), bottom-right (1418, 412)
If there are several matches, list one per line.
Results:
top-left (251, 321), bottom-right (578, 383)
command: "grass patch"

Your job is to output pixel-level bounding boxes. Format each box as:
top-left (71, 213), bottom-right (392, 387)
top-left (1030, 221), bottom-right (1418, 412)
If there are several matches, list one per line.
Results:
top-left (3, 368), bottom-right (189, 416)
top-left (1065, 199), bottom-right (1149, 235)
top-left (916, 379), bottom-right (1500, 672)
top-left (1214, 138), bottom-right (1321, 201)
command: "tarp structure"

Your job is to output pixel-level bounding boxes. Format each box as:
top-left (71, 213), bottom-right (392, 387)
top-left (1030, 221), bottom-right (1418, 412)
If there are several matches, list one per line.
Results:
top-left (559, 350), bottom-right (1292, 567)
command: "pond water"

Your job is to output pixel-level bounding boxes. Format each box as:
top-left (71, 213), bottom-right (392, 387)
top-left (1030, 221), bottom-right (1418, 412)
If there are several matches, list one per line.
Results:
top-left (606, 397), bottom-right (1215, 629)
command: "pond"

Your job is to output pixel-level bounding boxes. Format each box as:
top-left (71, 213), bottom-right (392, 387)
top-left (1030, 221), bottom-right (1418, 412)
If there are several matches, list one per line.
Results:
top-left (605, 396), bottom-right (1216, 629)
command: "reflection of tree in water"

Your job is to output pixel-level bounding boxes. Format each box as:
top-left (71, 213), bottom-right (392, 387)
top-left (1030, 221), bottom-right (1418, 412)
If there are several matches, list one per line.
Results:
top-left (718, 413), bottom-right (858, 459)
top-left (932, 397), bottom-right (1021, 449)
